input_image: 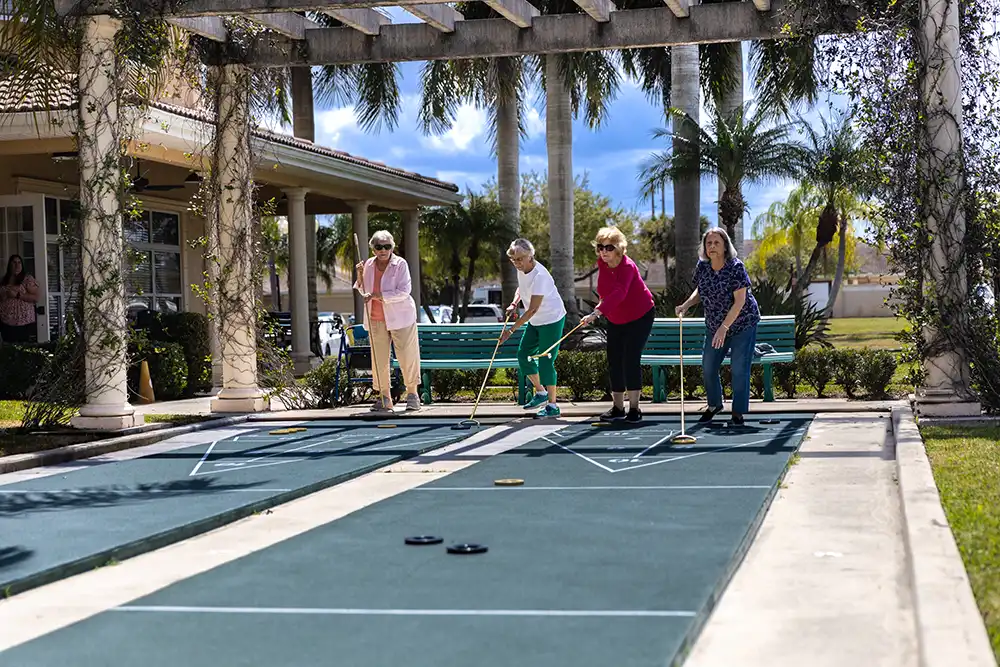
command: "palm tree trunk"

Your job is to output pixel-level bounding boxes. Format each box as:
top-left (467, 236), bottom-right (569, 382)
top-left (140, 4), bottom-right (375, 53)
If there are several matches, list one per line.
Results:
top-left (290, 67), bottom-right (317, 339)
top-left (496, 59), bottom-right (521, 309)
top-left (825, 215), bottom-right (848, 316)
top-left (545, 54), bottom-right (578, 321)
top-left (671, 45), bottom-right (701, 289)
top-left (719, 45), bottom-right (744, 254)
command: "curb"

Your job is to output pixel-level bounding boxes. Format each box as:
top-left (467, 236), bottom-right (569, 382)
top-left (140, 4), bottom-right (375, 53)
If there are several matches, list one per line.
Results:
top-left (0, 416), bottom-right (251, 475)
top-left (1, 432), bottom-right (472, 599)
top-left (891, 406), bottom-right (997, 667)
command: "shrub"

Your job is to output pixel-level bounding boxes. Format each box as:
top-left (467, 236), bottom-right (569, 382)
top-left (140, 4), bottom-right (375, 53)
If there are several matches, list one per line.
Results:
top-left (554, 351), bottom-right (606, 400)
top-left (773, 362), bottom-right (798, 398)
top-left (0, 344), bottom-right (52, 399)
top-left (858, 348), bottom-right (898, 398)
top-left (832, 349), bottom-right (862, 398)
top-left (151, 312), bottom-right (212, 396)
top-left (797, 348), bottom-right (837, 397)
top-left (128, 333), bottom-right (188, 401)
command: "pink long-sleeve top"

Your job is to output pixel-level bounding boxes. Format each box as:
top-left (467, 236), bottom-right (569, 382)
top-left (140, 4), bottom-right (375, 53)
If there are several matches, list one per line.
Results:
top-left (596, 254), bottom-right (655, 325)
top-left (357, 254), bottom-right (417, 331)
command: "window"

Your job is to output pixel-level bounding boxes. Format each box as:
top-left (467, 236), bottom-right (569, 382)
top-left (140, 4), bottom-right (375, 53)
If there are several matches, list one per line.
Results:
top-left (44, 197), bottom-right (82, 339)
top-left (126, 209), bottom-right (182, 320)
top-left (44, 197), bottom-right (184, 337)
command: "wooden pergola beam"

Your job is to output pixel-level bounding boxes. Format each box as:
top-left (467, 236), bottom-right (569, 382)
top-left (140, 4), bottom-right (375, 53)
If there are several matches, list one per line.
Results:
top-left (220, 1), bottom-right (843, 67)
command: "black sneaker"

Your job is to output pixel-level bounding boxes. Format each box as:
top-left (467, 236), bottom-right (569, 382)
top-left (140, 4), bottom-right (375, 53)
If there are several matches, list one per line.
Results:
top-left (626, 407), bottom-right (643, 423)
top-left (730, 412), bottom-right (745, 427)
top-left (698, 405), bottom-right (724, 423)
top-left (600, 405), bottom-right (626, 422)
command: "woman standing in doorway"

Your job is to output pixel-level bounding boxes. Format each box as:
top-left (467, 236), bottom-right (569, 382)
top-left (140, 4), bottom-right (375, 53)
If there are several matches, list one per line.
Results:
top-left (355, 231), bottom-right (422, 413)
top-left (675, 227), bottom-right (760, 426)
top-left (581, 226), bottom-right (656, 423)
top-left (0, 254), bottom-right (38, 344)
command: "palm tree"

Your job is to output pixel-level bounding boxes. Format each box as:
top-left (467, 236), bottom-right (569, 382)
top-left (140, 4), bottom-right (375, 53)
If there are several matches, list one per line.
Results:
top-left (638, 102), bottom-right (805, 242)
top-left (795, 110), bottom-right (873, 305)
top-left (417, 19), bottom-right (529, 308)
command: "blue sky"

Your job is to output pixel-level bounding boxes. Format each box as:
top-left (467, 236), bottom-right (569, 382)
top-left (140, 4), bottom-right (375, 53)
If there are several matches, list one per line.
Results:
top-left (286, 32), bottom-right (847, 241)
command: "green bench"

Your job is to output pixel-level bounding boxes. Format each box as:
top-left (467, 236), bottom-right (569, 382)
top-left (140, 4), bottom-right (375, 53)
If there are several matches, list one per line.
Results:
top-left (391, 323), bottom-right (532, 405)
top-left (642, 315), bottom-right (796, 403)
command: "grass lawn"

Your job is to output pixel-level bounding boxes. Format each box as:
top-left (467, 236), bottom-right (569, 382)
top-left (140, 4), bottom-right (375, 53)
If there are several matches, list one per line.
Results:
top-left (826, 316), bottom-right (909, 349)
top-left (921, 425), bottom-right (1000, 660)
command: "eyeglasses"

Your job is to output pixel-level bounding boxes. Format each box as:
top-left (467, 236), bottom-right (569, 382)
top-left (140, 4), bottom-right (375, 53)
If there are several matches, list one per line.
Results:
top-left (373, 244), bottom-right (392, 251)
top-left (595, 244), bottom-right (616, 253)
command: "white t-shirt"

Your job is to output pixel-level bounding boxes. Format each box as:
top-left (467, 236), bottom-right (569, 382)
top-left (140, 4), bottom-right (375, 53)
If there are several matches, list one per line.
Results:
top-left (516, 261), bottom-right (566, 327)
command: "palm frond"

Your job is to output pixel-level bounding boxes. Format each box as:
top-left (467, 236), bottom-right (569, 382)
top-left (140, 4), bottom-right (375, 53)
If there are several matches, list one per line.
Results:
top-left (347, 62), bottom-right (402, 133)
top-left (418, 59), bottom-right (462, 135)
top-left (748, 37), bottom-right (819, 118)
top-left (620, 47), bottom-right (671, 114)
top-left (699, 41), bottom-right (740, 112)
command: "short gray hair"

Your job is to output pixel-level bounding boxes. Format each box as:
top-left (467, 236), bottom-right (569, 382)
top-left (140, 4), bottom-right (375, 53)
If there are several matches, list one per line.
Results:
top-left (369, 230), bottom-right (395, 249)
top-left (507, 238), bottom-right (535, 258)
top-left (698, 227), bottom-right (739, 262)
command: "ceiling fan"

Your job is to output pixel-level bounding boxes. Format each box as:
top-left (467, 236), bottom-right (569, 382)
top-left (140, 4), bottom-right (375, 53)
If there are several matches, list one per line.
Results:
top-left (129, 158), bottom-right (199, 193)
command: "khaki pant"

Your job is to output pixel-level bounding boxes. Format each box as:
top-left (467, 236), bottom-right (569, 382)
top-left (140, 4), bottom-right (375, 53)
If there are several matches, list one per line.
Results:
top-left (368, 320), bottom-right (421, 398)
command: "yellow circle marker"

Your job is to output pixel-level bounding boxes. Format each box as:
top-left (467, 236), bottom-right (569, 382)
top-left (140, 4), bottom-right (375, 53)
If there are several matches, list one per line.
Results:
top-left (377, 423), bottom-right (398, 429)
top-left (591, 422), bottom-right (613, 427)
top-left (269, 428), bottom-right (293, 435)
top-left (494, 478), bottom-right (524, 486)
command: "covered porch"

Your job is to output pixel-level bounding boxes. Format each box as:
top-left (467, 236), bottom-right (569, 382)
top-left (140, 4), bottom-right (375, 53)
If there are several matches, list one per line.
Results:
top-left (0, 55), bottom-right (460, 428)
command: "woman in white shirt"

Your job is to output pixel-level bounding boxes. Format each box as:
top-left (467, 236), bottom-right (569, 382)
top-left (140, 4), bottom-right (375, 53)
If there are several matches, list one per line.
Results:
top-left (354, 230), bottom-right (422, 413)
top-left (499, 239), bottom-right (567, 419)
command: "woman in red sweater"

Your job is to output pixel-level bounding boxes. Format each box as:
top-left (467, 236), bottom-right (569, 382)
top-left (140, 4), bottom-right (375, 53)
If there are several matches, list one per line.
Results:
top-left (581, 226), bottom-right (656, 423)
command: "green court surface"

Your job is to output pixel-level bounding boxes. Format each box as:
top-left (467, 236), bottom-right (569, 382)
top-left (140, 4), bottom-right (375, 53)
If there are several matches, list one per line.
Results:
top-left (0, 418), bottom-right (484, 597)
top-left (1, 414), bottom-right (811, 667)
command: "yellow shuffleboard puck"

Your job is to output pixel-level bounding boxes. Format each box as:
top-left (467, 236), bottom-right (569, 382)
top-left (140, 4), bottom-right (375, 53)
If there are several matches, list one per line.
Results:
top-left (591, 421), bottom-right (613, 427)
top-left (377, 423), bottom-right (398, 428)
top-left (269, 428), bottom-right (293, 435)
top-left (494, 478), bottom-right (524, 486)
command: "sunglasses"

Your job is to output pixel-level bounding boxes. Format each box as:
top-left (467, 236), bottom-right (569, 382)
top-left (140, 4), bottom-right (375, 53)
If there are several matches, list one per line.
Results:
top-left (373, 244), bottom-right (392, 251)
top-left (595, 244), bottom-right (616, 253)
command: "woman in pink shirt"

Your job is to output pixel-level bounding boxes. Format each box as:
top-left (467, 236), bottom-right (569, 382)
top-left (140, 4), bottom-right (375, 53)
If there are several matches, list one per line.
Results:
top-left (354, 231), bottom-right (422, 413)
top-left (581, 226), bottom-right (655, 423)
top-left (0, 254), bottom-right (39, 344)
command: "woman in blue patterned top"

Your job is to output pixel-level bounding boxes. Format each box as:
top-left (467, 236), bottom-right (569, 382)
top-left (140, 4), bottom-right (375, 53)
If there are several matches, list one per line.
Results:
top-left (675, 227), bottom-right (761, 426)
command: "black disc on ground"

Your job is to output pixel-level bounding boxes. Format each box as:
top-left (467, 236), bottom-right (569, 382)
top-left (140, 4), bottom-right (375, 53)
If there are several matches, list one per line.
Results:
top-left (760, 419), bottom-right (780, 424)
top-left (446, 543), bottom-right (488, 555)
top-left (405, 535), bottom-right (444, 545)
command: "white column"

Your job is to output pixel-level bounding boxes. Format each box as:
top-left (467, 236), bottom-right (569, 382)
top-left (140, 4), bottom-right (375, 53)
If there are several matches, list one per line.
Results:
top-left (913, 0), bottom-right (979, 417)
top-left (351, 200), bottom-right (369, 325)
top-left (286, 187), bottom-right (314, 375)
top-left (210, 64), bottom-right (265, 414)
top-left (402, 209), bottom-right (421, 313)
top-left (71, 15), bottom-right (135, 431)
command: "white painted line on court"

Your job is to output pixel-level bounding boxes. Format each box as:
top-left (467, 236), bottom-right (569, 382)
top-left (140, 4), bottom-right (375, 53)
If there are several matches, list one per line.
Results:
top-left (608, 431), bottom-right (808, 473)
top-left (193, 459), bottom-right (303, 477)
top-left (112, 605), bottom-right (696, 618)
top-left (189, 439), bottom-right (221, 477)
top-left (0, 487), bottom-right (294, 495)
top-left (540, 435), bottom-right (614, 473)
top-left (632, 432), bottom-right (678, 460)
top-left (417, 485), bottom-right (771, 491)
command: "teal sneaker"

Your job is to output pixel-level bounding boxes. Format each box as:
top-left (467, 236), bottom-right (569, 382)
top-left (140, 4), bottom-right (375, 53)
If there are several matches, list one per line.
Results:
top-left (523, 392), bottom-right (549, 410)
top-left (535, 404), bottom-right (561, 419)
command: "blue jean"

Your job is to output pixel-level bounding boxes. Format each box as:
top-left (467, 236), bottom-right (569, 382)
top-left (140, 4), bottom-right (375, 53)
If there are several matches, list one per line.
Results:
top-left (702, 323), bottom-right (757, 415)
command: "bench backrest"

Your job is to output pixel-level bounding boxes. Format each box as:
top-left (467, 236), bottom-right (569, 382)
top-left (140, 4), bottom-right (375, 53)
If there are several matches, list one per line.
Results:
top-left (645, 315), bottom-right (796, 356)
top-left (415, 323), bottom-right (525, 360)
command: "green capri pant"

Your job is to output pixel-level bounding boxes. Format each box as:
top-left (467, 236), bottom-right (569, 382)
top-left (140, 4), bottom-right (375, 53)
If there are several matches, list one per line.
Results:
top-left (517, 317), bottom-right (565, 387)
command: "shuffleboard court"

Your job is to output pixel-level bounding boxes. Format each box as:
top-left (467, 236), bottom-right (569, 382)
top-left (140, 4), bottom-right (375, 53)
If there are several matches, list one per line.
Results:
top-left (0, 418), bottom-right (486, 597)
top-left (0, 414), bottom-right (811, 667)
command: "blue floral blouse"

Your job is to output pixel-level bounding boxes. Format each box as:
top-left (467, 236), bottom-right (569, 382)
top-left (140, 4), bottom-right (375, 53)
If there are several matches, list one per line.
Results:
top-left (693, 258), bottom-right (761, 336)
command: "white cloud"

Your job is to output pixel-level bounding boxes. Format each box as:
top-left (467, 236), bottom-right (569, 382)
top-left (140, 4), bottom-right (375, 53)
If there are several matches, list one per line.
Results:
top-left (524, 107), bottom-right (545, 139)
top-left (436, 170), bottom-right (492, 191)
top-left (422, 104), bottom-right (488, 153)
top-left (315, 107), bottom-right (359, 147)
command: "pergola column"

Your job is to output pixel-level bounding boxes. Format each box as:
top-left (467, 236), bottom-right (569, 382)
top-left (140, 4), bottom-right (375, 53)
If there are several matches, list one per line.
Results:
top-left (402, 209), bottom-right (421, 313)
top-left (286, 187), bottom-right (314, 375)
top-left (71, 15), bottom-right (136, 431)
top-left (350, 200), bottom-right (369, 325)
top-left (913, 0), bottom-right (979, 417)
top-left (210, 63), bottom-right (265, 414)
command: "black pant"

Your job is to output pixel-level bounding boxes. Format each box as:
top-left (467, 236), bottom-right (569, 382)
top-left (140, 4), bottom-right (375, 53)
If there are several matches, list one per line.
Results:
top-left (605, 306), bottom-right (654, 392)
top-left (0, 322), bottom-right (34, 344)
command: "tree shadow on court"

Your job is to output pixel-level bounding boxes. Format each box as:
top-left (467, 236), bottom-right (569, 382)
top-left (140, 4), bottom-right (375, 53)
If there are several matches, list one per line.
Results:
top-left (0, 546), bottom-right (34, 571)
top-left (0, 479), bottom-right (271, 518)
